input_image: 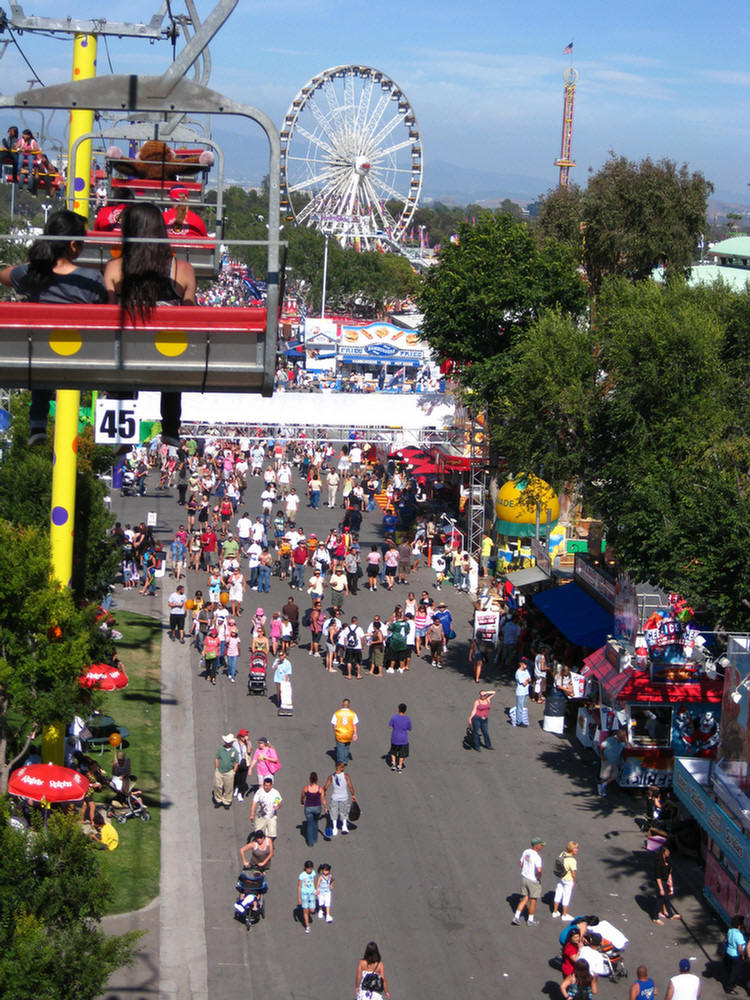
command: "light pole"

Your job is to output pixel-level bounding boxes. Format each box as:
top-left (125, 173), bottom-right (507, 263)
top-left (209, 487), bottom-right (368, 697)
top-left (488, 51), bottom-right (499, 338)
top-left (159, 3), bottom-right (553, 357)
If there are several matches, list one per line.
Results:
top-left (321, 232), bottom-right (329, 319)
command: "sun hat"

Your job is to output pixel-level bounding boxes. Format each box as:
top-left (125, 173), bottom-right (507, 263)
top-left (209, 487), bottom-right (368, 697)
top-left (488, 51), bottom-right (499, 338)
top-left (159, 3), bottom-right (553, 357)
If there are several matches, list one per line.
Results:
top-left (222, 733), bottom-right (234, 743)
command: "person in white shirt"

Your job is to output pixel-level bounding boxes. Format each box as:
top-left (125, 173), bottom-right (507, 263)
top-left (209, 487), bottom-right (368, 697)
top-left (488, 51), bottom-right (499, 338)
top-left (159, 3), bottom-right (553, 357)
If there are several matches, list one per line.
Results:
top-left (278, 462), bottom-right (292, 496)
top-left (251, 518), bottom-right (266, 544)
top-left (512, 837), bottom-right (544, 926)
top-left (251, 445), bottom-right (265, 476)
top-left (514, 659), bottom-right (531, 727)
top-left (236, 512), bottom-right (252, 544)
top-left (285, 488), bottom-right (300, 521)
top-left (665, 958), bottom-right (702, 1000)
top-left (246, 541), bottom-right (262, 589)
top-left (308, 569), bottom-right (326, 598)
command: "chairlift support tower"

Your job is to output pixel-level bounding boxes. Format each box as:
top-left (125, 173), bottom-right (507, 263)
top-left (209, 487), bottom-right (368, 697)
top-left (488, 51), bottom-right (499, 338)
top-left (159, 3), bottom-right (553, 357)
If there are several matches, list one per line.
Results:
top-left (555, 67), bottom-right (578, 189)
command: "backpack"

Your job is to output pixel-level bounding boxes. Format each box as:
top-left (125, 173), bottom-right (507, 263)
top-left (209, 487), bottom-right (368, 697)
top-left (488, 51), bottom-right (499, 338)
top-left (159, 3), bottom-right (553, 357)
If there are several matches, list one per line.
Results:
top-left (301, 607), bottom-right (313, 628)
top-left (346, 627), bottom-right (359, 649)
top-left (553, 851), bottom-right (567, 880)
top-left (361, 972), bottom-right (384, 993)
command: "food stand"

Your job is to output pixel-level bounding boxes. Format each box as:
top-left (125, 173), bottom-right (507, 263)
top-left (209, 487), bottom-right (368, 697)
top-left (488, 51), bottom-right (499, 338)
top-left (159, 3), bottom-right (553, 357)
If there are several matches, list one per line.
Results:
top-left (580, 592), bottom-right (722, 787)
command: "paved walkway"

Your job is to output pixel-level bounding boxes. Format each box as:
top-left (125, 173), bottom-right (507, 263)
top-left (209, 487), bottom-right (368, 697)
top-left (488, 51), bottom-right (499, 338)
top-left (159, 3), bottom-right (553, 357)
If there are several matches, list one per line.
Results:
top-left (101, 462), bottom-right (726, 1000)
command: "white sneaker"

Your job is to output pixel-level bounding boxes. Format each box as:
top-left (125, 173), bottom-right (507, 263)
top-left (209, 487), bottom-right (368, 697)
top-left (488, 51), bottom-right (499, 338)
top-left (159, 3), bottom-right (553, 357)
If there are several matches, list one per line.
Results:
top-left (398, 667), bottom-right (404, 673)
top-left (326, 915), bottom-right (333, 923)
top-left (309, 649), bottom-right (313, 656)
top-left (331, 826), bottom-right (338, 836)
top-left (236, 793), bottom-right (243, 802)
top-left (552, 911), bottom-right (560, 919)
top-left (318, 910), bottom-right (324, 919)
top-left (341, 822), bottom-right (349, 834)
top-left (561, 914), bottom-right (574, 922)
top-left (233, 789), bottom-right (238, 798)
top-left (386, 667), bottom-right (395, 674)
top-left (305, 926), bottom-right (310, 934)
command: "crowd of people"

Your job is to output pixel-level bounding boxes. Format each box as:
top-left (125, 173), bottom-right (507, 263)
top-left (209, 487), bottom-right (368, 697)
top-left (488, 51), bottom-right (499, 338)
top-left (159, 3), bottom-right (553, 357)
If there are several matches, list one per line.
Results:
top-left (109, 432), bottom-right (719, 999)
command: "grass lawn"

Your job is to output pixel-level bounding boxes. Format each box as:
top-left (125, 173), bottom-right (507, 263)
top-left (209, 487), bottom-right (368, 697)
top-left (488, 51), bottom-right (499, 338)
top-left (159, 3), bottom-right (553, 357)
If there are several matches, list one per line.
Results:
top-left (94, 610), bottom-right (162, 914)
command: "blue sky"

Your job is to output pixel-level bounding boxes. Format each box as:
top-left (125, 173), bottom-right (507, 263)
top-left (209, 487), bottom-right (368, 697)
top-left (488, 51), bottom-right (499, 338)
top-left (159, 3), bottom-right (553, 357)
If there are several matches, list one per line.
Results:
top-left (1, 0), bottom-right (748, 202)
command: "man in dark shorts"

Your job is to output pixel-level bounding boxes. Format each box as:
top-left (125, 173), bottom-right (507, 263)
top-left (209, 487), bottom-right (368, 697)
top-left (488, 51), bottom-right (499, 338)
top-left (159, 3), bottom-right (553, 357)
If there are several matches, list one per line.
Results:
top-left (386, 613), bottom-right (409, 674)
top-left (342, 616), bottom-right (364, 680)
top-left (388, 703), bottom-right (412, 773)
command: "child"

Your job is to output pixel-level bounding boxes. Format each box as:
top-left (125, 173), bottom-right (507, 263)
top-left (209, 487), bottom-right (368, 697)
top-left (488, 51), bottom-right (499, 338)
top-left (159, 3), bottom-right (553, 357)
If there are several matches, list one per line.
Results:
top-left (280, 615), bottom-right (293, 653)
top-left (433, 553), bottom-right (446, 591)
top-left (297, 859), bottom-right (316, 933)
top-left (316, 863), bottom-right (334, 923)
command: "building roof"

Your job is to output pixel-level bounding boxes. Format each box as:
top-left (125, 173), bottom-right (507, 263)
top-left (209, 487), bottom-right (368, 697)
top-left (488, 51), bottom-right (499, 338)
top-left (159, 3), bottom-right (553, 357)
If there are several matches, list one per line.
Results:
top-left (709, 236), bottom-right (750, 261)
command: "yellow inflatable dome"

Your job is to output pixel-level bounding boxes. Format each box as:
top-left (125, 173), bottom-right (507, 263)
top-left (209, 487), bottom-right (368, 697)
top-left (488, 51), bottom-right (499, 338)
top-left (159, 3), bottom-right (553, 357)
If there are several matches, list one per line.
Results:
top-left (494, 475), bottom-right (560, 538)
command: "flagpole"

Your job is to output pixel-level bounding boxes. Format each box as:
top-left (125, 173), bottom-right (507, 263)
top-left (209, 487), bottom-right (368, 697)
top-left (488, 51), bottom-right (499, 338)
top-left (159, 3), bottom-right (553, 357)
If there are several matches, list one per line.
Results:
top-left (321, 233), bottom-right (329, 320)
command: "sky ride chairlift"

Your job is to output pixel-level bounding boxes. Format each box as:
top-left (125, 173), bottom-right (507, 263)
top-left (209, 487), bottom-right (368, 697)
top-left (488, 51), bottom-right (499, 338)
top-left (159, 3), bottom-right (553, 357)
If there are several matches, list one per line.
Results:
top-left (0, 64), bottom-right (281, 397)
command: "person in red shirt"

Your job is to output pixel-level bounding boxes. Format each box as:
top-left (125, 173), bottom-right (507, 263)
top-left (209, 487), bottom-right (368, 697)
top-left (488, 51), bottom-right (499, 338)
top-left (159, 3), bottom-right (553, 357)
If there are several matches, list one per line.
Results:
top-left (201, 527), bottom-right (218, 568)
top-left (162, 187), bottom-right (208, 238)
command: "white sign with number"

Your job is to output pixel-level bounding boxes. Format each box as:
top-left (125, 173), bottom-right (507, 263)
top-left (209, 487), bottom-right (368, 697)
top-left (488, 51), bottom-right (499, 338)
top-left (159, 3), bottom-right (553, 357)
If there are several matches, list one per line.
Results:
top-left (95, 398), bottom-right (140, 445)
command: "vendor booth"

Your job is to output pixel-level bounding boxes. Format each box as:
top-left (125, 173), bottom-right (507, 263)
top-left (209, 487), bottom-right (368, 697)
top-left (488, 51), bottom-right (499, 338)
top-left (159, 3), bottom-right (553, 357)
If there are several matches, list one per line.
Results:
top-left (579, 593), bottom-right (723, 787)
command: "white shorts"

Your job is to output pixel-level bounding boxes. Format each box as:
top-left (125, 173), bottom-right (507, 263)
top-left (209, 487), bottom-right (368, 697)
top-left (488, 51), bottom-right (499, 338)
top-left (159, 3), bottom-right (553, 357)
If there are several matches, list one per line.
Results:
top-left (317, 890), bottom-right (331, 908)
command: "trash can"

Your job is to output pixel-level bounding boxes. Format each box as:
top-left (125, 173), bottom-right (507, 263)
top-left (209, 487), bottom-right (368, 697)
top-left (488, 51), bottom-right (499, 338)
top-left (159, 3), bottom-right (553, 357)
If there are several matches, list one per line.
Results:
top-left (543, 694), bottom-right (567, 734)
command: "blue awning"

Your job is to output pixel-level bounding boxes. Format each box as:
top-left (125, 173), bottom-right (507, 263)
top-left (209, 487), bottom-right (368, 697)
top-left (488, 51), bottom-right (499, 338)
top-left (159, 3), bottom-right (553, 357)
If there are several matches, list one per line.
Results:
top-left (531, 583), bottom-right (613, 649)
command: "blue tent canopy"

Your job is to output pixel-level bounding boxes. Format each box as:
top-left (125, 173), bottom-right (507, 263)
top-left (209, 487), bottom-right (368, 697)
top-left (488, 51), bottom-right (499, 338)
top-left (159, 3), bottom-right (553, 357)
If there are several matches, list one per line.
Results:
top-left (531, 583), bottom-right (613, 649)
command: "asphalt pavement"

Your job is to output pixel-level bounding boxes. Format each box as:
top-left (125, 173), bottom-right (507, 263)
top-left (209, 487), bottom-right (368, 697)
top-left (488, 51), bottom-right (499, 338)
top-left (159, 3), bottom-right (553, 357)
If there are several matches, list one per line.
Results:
top-left (101, 460), bottom-right (727, 1000)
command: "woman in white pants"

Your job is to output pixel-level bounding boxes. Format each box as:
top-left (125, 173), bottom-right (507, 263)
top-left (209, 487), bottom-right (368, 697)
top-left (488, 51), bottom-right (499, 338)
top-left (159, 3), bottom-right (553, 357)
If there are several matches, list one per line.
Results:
top-left (552, 841), bottom-right (579, 920)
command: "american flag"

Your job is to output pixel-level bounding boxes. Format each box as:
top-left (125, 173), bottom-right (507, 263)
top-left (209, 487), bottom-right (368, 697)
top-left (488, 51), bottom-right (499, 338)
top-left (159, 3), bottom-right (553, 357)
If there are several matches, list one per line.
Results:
top-left (563, 42), bottom-right (573, 55)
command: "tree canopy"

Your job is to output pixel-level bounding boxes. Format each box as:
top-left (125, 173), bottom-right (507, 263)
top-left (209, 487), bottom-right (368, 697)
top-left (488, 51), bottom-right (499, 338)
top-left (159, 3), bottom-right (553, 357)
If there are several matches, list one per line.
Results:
top-left (0, 810), bottom-right (139, 1000)
top-left (537, 155), bottom-right (713, 291)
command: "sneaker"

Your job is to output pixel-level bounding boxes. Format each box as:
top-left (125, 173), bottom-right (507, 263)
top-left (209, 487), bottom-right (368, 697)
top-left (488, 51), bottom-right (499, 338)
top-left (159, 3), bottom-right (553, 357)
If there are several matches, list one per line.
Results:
top-left (309, 649), bottom-right (313, 656)
top-left (230, 677), bottom-right (235, 683)
top-left (331, 826), bottom-right (338, 836)
top-left (341, 822), bottom-right (349, 834)
top-left (527, 919), bottom-right (537, 927)
top-left (391, 763), bottom-right (397, 771)
top-left (561, 914), bottom-right (573, 922)
top-left (386, 667), bottom-right (395, 674)
top-left (551, 911), bottom-right (560, 919)
top-left (305, 926), bottom-right (310, 934)
top-left (233, 789), bottom-right (239, 798)
top-left (318, 910), bottom-right (324, 919)
top-left (511, 917), bottom-right (520, 925)
top-left (397, 667), bottom-right (404, 673)
top-left (27, 431), bottom-right (47, 447)
top-left (326, 915), bottom-right (333, 923)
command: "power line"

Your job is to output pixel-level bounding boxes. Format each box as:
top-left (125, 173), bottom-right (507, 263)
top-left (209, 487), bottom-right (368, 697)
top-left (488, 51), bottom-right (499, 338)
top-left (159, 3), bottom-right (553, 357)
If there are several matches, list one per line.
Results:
top-left (7, 27), bottom-right (44, 87)
top-left (102, 33), bottom-right (114, 74)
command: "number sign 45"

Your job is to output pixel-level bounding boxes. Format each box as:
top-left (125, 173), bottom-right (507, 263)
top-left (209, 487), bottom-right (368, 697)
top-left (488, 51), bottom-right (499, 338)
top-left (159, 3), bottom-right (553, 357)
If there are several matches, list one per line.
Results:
top-left (95, 398), bottom-right (140, 445)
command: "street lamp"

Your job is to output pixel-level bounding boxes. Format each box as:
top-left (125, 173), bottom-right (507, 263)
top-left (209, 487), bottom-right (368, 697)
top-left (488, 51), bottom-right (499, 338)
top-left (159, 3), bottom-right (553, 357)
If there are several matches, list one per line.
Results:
top-left (321, 232), bottom-right (330, 319)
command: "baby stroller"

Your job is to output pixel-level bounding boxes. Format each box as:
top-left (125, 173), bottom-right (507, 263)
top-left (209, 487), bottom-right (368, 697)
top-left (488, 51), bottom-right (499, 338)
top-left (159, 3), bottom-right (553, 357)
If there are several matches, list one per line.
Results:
top-left (106, 774), bottom-right (151, 823)
top-left (248, 651), bottom-right (267, 695)
top-left (560, 916), bottom-right (629, 982)
top-left (233, 867), bottom-right (268, 928)
top-left (120, 466), bottom-right (137, 497)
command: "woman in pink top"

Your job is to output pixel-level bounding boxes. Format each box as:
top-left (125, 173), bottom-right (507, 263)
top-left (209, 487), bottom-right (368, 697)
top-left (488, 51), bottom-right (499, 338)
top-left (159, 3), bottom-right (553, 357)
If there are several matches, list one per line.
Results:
top-left (249, 737), bottom-right (281, 782)
top-left (269, 611), bottom-right (282, 655)
top-left (469, 690), bottom-right (496, 750)
top-left (366, 545), bottom-right (381, 591)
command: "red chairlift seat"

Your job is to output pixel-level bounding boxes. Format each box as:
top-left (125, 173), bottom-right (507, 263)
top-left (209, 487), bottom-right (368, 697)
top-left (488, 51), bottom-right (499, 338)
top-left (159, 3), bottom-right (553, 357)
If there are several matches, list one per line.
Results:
top-left (0, 302), bottom-right (274, 395)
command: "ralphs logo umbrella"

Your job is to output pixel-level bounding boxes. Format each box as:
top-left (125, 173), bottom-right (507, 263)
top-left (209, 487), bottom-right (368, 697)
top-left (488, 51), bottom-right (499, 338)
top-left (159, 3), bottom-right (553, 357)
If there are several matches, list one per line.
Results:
top-left (78, 663), bottom-right (129, 691)
top-left (9, 763), bottom-right (90, 802)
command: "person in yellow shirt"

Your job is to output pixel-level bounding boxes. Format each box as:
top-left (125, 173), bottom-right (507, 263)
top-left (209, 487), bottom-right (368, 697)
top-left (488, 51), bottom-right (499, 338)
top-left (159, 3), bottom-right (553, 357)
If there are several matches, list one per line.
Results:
top-left (481, 532), bottom-right (493, 577)
top-left (331, 698), bottom-right (359, 764)
top-left (92, 814), bottom-right (119, 850)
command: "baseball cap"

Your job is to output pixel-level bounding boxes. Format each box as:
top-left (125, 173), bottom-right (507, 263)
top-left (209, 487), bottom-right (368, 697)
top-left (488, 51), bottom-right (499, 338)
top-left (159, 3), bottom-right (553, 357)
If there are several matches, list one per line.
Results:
top-left (237, 728), bottom-right (249, 737)
top-left (531, 837), bottom-right (545, 846)
top-left (678, 959), bottom-right (690, 972)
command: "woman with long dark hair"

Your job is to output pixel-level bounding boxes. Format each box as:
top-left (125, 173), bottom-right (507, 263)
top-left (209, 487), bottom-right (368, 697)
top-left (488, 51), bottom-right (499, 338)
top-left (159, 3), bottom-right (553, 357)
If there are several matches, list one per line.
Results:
top-left (103, 202), bottom-right (196, 446)
top-left (0, 210), bottom-right (107, 445)
top-left (355, 941), bottom-right (389, 999)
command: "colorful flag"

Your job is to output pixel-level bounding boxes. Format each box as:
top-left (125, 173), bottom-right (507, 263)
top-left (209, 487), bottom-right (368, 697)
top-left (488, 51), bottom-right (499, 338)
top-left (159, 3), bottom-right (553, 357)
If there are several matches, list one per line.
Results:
top-left (563, 42), bottom-right (573, 55)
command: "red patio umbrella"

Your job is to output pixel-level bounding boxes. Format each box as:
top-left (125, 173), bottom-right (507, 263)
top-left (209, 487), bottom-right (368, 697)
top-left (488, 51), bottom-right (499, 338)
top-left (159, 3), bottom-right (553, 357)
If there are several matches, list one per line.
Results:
top-left (78, 663), bottom-right (129, 691)
top-left (8, 762), bottom-right (90, 802)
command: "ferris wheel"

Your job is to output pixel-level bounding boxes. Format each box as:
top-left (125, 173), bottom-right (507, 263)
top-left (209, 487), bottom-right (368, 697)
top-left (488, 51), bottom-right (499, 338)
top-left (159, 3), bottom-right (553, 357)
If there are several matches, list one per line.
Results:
top-left (280, 65), bottom-right (423, 250)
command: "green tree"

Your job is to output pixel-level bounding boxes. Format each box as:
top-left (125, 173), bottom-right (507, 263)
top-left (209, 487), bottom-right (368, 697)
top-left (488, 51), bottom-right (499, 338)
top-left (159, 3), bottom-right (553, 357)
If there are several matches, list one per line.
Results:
top-left (582, 154), bottom-right (712, 290)
top-left (0, 400), bottom-right (119, 602)
top-left (419, 212), bottom-right (586, 369)
top-left (590, 279), bottom-right (750, 627)
top-left (0, 809), bottom-right (139, 1000)
top-left (0, 520), bottom-right (109, 793)
top-left (535, 183), bottom-right (584, 251)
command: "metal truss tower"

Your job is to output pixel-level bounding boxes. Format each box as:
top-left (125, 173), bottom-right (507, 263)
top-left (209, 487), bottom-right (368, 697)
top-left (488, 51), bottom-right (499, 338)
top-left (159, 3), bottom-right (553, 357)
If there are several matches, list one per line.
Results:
top-left (555, 67), bottom-right (578, 188)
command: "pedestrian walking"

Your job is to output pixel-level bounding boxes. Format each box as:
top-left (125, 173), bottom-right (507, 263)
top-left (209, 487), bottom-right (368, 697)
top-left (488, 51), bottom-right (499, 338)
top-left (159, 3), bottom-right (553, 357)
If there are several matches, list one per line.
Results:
top-left (513, 659), bottom-right (531, 726)
top-left (652, 845), bottom-right (681, 923)
top-left (724, 914), bottom-right (747, 994)
top-left (272, 651), bottom-right (292, 707)
top-left (342, 616), bottom-right (365, 680)
top-left (664, 958), bottom-right (702, 1000)
top-left (629, 966), bottom-right (656, 1000)
top-left (300, 771), bottom-right (325, 847)
top-left (512, 837), bottom-right (544, 926)
top-left (598, 728), bottom-right (628, 796)
top-left (323, 761), bottom-right (356, 836)
top-left (249, 775), bottom-right (282, 838)
top-left (248, 736), bottom-right (281, 784)
top-left (316, 863), bottom-right (334, 922)
top-left (468, 690), bottom-right (496, 750)
top-left (331, 698), bottom-right (359, 763)
top-left (388, 703), bottom-right (412, 772)
top-left (561, 957), bottom-right (597, 1000)
top-left (232, 729), bottom-right (252, 801)
top-left (551, 841), bottom-right (579, 920)
top-left (297, 859), bottom-right (316, 933)
top-left (355, 941), bottom-right (389, 999)
top-left (167, 584), bottom-right (187, 642)
top-left (212, 733), bottom-right (238, 809)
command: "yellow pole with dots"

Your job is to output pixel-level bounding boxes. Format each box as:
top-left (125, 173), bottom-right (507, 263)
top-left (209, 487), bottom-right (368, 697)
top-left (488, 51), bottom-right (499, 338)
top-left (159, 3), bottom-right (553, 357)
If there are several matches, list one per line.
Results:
top-left (45, 33), bottom-right (98, 765)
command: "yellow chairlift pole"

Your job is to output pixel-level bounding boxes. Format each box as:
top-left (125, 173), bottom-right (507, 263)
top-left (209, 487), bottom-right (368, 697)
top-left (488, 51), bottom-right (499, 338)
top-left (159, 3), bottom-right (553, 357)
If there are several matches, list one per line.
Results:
top-left (44, 33), bottom-right (97, 765)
